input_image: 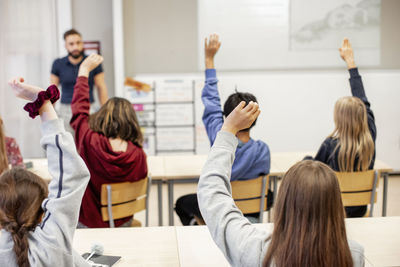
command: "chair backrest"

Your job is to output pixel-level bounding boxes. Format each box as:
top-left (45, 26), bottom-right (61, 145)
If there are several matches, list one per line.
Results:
top-left (231, 175), bottom-right (269, 223)
top-left (335, 170), bottom-right (378, 217)
top-left (100, 176), bottom-right (151, 227)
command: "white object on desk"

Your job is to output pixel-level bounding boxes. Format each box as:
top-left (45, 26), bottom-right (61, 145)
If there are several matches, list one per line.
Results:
top-left (74, 227), bottom-right (180, 267)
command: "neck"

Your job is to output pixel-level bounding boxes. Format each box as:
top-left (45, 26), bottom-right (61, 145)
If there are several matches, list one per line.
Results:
top-left (109, 138), bottom-right (128, 152)
top-left (236, 131), bottom-right (250, 143)
top-left (68, 55), bottom-right (83, 65)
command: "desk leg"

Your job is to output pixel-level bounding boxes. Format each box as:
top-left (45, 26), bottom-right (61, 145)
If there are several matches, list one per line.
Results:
top-left (168, 180), bottom-right (175, 226)
top-left (382, 173), bottom-right (389, 217)
top-left (157, 181), bottom-right (163, 226)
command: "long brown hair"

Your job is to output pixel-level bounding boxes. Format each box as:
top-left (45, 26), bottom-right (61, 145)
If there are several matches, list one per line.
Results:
top-left (263, 160), bottom-right (353, 267)
top-left (0, 117), bottom-right (9, 174)
top-left (89, 97), bottom-right (143, 147)
top-left (329, 96), bottom-right (374, 172)
top-left (0, 168), bottom-right (48, 267)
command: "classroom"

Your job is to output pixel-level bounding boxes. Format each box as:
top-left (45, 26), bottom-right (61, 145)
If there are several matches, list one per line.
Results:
top-left (0, 0), bottom-right (399, 266)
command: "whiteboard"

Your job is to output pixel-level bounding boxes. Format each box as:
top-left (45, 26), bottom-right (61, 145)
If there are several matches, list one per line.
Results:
top-left (155, 79), bottom-right (193, 102)
top-left (198, 0), bottom-right (381, 70)
top-left (156, 127), bottom-right (195, 151)
top-left (156, 103), bottom-right (194, 126)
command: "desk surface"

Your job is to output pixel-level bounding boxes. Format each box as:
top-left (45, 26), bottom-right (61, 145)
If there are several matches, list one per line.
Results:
top-left (73, 226), bottom-right (180, 267)
top-left (157, 152), bottom-right (393, 180)
top-left (26, 152), bottom-right (393, 181)
top-left (176, 217), bottom-right (400, 267)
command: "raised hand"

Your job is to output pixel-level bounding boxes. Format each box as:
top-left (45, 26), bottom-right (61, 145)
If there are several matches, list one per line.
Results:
top-left (8, 77), bottom-right (57, 121)
top-left (8, 77), bottom-right (43, 102)
top-left (205, 33), bottom-right (221, 69)
top-left (221, 101), bottom-right (260, 135)
top-left (78, 54), bottom-right (104, 77)
top-left (339, 38), bottom-right (356, 69)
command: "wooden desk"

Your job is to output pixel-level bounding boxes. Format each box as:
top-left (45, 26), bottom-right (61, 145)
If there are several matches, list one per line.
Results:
top-left (162, 152), bottom-right (393, 225)
top-left (73, 227), bottom-right (180, 267)
top-left (176, 217), bottom-right (400, 267)
top-left (25, 152), bottom-right (394, 227)
top-left (345, 217), bottom-right (400, 267)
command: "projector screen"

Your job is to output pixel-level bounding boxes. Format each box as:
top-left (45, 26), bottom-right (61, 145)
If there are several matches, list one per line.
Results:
top-left (198, 0), bottom-right (381, 70)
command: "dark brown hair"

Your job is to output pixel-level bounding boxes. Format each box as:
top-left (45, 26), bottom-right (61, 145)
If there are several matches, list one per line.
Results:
top-left (223, 90), bottom-right (258, 131)
top-left (263, 160), bottom-right (353, 267)
top-left (89, 97), bottom-right (143, 147)
top-left (0, 117), bottom-right (9, 174)
top-left (63, 28), bottom-right (81, 40)
top-left (0, 168), bottom-right (48, 267)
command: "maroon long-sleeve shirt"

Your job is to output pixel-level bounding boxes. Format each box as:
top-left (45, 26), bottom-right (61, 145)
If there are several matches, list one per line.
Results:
top-left (71, 76), bottom-right (147, 228)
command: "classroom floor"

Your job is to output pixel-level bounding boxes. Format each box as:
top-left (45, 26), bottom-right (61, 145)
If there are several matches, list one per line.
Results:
top-left (135, 175), bottom-right (400, 227)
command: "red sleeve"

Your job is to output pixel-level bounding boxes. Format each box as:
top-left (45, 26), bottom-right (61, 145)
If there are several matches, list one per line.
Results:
top-left (70, 76), bottom-right (92, 149)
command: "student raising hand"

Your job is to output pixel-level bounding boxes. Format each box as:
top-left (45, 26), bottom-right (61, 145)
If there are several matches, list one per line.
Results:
top-left (78, 53), bottom-right (104, 77)
top-left (221, 101), bottom-right (260, 135)
top-left (205, 33), bottom-right (221, 69)
top-left (339, 38), bottom-right (356, 69)
top-left (2, 78), bottom-right (91, 266)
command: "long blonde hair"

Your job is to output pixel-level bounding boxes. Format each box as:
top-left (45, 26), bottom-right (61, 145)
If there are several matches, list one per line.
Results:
top-left (329, 96), bottom-right (374, 172)
top-left (0, 117), bottom-right (9, 174)
top-left (263, 160), bottom-right (353, 267)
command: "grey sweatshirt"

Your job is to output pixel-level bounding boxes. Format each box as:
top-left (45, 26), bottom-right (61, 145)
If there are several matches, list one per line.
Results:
top-left (0, 119), bottom-right (91, 267)
top-left (197, 131), bottom-right (365, 267)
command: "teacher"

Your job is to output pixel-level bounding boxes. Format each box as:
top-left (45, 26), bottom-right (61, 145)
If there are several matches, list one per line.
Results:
top-left (50, 29), bottom-right (108, 133)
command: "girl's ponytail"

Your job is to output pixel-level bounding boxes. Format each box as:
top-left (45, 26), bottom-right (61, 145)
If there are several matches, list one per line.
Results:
top-left (1, 219), bottom-right (30, 267)
top-left (0, 168), bottom-right (48, 267)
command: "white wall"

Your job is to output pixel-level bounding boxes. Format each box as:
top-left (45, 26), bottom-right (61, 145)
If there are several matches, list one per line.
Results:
top-left (71, 0), bottom-right (115, 97)
top-left (135, 69), bottom-right (400, 169)
top-left (122, 0), bottom-right (400, 168)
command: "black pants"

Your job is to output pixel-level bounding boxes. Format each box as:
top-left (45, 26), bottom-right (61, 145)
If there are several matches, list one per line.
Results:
top-left (345, 205), bottom-right (367, 217)
top-left (175, 194), bottom-right (201, 225)
top-left (175, 191), bottom-right (274, 226)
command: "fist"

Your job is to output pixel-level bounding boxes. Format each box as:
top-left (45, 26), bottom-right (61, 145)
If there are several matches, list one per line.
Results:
top-left (8, 77), bottom-right (43, 102)
top-left (221, 101), bottom-right (260, 135)
top-left (80, 54), bottom-right (104, 73)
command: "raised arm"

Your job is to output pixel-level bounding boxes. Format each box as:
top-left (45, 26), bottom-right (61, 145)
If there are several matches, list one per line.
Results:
top-left (198, 101), bottom-right (270, 266)
top-left (8, 78), bottom-right (90, 248)
top-left (339, 38), bottom-right (376, 140)
top-left (202, 34), bottom-right (224, 144)
top-left (70, 54), bottom-right (104, 144)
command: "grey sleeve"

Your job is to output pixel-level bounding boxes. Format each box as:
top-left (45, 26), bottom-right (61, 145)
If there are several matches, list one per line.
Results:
top-left (38, 119), bottom-right (90, 250)
top-left (197, 131), bottom-right (271, 267)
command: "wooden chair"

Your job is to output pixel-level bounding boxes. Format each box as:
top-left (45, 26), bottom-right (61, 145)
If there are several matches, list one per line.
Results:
top-left (335, 170), bottom-right (378, 217)
top-left (231, 175), bottom-right (269, 223)
top-left (100, 176), bottom-right (151, 227)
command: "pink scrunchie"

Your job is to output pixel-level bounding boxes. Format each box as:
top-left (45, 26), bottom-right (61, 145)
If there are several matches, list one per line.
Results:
top-left (23, 85), bottom-right (60, 119)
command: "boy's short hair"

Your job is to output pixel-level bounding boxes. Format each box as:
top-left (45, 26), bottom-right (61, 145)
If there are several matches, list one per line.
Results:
top-left (63, 29), bottom-right (81, 40)
top-left (223, 91), bottom-right (258, 131)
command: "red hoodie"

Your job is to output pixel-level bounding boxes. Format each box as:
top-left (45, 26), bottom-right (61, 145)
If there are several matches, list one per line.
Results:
top-left (71, 76), bottom-right (148, 228)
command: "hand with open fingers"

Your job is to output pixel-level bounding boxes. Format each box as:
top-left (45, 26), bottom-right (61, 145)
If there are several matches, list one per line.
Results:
top-left (80, 54), bottom-right (104, 73)
top-left (339, 38), bottom-right (356, 69)
top-left (204, 33), bottom-right (221, 69)
top-left (8, 77), bottom-right (43, 102)
top-left (205, 33), bottom-right (221, 60)
top-left (221, 101), bottom-right (260, 135)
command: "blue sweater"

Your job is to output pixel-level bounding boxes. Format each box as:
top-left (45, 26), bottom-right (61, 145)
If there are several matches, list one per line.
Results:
top-left (202, 69), bottom-right (270, 181)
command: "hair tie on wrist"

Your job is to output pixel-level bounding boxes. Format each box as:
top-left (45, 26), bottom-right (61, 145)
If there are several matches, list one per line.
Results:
top-left (23, 85), bottom-right (60, 119)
